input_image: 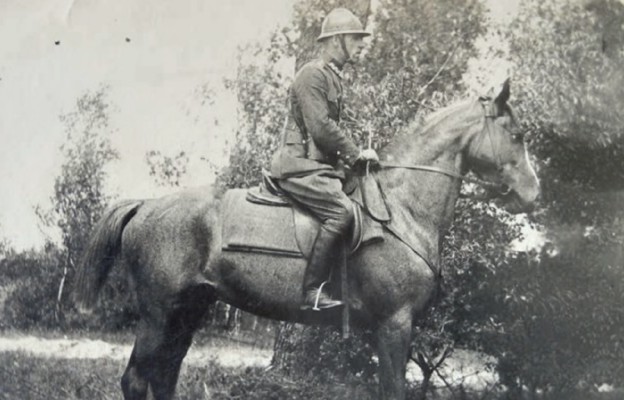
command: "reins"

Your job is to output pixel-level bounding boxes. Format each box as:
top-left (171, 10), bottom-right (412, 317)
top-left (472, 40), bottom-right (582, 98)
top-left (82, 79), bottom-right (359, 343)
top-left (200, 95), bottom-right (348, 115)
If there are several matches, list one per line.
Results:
top-left (373, 106), bottom-right (512, 196)
top-left (378, 162), bottom-right (507, 193)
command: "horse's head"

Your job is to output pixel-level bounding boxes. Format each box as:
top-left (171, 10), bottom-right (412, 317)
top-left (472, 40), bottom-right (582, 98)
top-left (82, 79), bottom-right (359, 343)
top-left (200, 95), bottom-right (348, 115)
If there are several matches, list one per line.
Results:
top-left (466, 80), bottom-right (540, 213)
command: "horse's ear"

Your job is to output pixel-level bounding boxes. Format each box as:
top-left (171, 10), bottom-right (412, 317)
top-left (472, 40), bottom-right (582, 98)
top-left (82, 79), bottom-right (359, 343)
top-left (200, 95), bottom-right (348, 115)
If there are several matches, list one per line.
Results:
top-left (481, 78), bottom-right (510, 115)
top-left (494, 78), bottom-right (511, 110)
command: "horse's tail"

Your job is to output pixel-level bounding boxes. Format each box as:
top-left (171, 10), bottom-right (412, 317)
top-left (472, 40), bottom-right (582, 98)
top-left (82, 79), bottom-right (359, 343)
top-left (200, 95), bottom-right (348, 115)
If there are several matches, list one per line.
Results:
top-left (75, 199), bottom-right (143, 313)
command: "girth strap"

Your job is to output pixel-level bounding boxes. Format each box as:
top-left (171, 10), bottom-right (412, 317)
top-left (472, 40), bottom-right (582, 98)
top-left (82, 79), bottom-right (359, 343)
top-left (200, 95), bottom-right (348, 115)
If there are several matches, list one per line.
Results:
top-left (384, 224), bottom-right (441, 279)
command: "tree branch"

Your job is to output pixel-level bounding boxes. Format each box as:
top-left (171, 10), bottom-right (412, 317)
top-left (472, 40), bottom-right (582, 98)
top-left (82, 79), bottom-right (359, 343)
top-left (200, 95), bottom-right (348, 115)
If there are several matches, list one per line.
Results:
top-left (417, 42), bottom-right (461, 99)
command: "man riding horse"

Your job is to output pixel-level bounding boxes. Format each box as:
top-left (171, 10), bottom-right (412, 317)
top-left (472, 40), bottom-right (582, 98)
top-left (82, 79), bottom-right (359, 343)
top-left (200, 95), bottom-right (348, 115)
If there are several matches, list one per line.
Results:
top-left (271, 8), bottom-right (379, 310)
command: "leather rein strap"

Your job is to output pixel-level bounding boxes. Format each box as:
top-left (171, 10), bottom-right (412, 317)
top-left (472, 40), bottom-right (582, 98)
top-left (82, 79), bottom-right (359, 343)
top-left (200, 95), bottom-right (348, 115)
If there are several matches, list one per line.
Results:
top-left (377, 108), bottom-right (510, 195)
top-left (379, 162), bottom-right (508, 193)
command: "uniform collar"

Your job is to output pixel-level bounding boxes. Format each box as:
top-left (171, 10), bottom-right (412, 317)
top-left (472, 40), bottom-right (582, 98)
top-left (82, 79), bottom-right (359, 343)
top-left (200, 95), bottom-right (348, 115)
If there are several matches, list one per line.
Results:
top-left (326, 59), bottom-right (344, 80)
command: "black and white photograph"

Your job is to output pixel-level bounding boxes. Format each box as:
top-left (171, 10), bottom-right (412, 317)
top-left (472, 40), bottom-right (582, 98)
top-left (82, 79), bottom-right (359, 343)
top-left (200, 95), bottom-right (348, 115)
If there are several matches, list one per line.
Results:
top-left (0, 0), bottom-right (623, 399)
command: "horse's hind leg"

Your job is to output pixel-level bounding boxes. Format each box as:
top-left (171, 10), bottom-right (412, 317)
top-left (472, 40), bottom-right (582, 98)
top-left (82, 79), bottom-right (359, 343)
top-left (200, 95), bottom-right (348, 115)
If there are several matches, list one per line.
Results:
top-left (121, 280), bottom-right (216, 400)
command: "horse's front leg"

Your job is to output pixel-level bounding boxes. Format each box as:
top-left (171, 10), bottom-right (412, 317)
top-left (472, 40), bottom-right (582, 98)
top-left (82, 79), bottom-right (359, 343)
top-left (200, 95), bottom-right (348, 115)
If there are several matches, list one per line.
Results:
top-left (376, 307), bottom-right (413, 400)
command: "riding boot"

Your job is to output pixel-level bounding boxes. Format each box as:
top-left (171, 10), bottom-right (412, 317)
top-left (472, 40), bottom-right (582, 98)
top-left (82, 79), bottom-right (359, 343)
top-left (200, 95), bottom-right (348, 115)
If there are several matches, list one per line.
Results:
top-left (301, 228), bottom-right (345, 310)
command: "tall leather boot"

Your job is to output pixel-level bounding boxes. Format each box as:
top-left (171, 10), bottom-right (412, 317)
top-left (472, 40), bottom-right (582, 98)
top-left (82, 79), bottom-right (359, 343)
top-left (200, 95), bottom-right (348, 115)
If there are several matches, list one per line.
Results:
top-left (301, 228), bottom-right (345, 310)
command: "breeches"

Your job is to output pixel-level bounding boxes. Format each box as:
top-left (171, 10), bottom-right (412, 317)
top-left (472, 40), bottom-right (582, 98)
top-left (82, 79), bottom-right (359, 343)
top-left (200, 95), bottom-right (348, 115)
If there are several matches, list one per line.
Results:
top-left (278, 172), bottom-right (354, 235)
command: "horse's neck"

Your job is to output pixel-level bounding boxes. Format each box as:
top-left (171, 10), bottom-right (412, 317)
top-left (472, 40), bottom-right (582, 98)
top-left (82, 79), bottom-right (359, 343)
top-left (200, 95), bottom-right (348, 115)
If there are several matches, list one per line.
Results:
top-left (381, 141), bottom-right (463, 234)
top-left (379, 102), bottom-right (482, 235)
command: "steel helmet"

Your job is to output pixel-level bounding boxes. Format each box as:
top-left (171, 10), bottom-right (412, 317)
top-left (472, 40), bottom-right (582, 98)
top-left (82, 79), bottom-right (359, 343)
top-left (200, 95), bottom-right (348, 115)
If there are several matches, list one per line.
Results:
top-left (317, 8), bottom-right (371, 42)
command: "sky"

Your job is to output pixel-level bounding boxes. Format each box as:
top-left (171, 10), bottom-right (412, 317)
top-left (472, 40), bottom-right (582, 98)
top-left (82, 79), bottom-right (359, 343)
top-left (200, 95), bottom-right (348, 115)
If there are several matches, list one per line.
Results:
top-left (0, 0), bottom-right (294, 249)
top-left (0, 0), bottom-right (522, 250)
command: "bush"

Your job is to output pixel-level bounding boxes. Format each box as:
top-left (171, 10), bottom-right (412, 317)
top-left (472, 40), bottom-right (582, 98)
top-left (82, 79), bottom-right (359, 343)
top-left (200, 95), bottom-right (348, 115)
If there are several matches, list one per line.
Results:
top-left (272, 324), bottom-right (377, 381)
top-left (0, 244), bottom-right (138, 332)
top-left (1, 246), bottom-right (63, 330)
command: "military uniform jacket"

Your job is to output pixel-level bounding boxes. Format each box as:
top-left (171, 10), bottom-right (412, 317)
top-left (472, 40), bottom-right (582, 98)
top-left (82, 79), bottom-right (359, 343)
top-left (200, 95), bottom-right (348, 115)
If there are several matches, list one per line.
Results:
top-left (271, 58), bottom-right (361, 179)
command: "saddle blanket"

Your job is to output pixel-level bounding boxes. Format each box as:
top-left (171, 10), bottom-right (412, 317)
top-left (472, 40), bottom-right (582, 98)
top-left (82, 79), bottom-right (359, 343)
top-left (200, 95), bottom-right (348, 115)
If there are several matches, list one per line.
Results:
top-left (221, 188), bottom-right (384, 258)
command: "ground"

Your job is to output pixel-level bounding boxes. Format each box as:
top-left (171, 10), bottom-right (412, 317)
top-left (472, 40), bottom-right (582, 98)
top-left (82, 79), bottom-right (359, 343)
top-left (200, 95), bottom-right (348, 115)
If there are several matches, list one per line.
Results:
top-left (0, 334), bottom-right (272, 369)
top-left (0, 334), bottom-right (499, 383)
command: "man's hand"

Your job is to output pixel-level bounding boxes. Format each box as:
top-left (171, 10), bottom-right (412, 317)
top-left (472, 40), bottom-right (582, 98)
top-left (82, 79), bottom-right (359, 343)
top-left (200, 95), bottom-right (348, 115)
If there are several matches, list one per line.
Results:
top-left (359, 149), bottom-right (379, 163)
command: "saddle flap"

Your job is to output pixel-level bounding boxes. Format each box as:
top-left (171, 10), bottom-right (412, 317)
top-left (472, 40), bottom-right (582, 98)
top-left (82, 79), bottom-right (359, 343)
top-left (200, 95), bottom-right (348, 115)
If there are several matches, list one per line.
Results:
top-left (223, 189), bottom-right (301, 257)
top-left (222, 188), bottom-right (384, 259)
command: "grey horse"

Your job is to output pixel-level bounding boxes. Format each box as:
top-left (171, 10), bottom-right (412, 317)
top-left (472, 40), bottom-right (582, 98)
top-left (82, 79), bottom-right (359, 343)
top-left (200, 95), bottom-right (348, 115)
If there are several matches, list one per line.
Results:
top-left (76, 80), bottom-right (540, 400)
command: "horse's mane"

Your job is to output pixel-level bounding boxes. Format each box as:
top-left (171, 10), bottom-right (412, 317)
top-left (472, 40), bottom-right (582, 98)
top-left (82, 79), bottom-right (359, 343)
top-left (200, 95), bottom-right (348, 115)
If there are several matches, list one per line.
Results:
top-left (421, 100), bottom-right (476, 133)
top-left (380, 98), bottom-right (480, 158)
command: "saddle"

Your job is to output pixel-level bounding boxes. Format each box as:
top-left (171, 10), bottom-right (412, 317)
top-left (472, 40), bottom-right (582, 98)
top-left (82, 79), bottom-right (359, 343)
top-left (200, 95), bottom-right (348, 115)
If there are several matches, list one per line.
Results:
top-left (221, 171), bottom-right (390, 259)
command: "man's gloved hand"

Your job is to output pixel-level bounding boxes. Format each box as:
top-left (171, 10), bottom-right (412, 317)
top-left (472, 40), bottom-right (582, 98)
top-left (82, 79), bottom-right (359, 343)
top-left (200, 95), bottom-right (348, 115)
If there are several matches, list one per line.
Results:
top-left (358, 149), bottom-right (379, 163)
top-left (353, 148), bottom-right (380, 174)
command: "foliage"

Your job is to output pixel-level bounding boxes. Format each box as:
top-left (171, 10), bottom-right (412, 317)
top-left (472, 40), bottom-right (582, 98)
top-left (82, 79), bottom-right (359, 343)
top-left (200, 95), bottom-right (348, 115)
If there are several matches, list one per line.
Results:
top-left (0, 351), bottom-right (378, 400)
top-left (221, 1), bottom-right (517, 398)
top-left (217, 0), bottom-right (487, 202)
top-left (271, 323), bottom-right (377, 381)
top-left (509, 0), bottom-right (624, 190)
top-left (146, 150), bottom-right (190, 187)
top-left (37, 87), bottom-right (118, 265)
top-left (461, 0), bottom-right (624, 396)
top-left (216, 42), bottom-right (291, 190)
top-left (35, 87), bottom-right (119, 321)
top-left (196, 0), bottom-right (624, 396)
top-left (282, 0), bottom-right (372, 70)
top-left (0, 245), bottom-right (63, 329)
top-left (0, 225), bottom-right (10, 259)
top-left (2, 88), bottom-right (138, 331)
top-left (365, 0), bottom-right (485, 95)
top-left (478, 253), bottom-right (624, 398)
top-left (473, 218), bottom-right (624, 397)
top-left (200, 365), bottom-right (377, 400)
top-left (217, 0), bottom-right (502, 394)
top-left (0, 350), bottom-right (535, 400)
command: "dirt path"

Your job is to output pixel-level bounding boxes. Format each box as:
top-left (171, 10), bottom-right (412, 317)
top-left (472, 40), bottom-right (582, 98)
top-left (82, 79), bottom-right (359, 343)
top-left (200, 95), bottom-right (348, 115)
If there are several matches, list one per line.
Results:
top-left (0, 335), bottom-right (498, 389)
top-left (0, 335), bottom-right (273, 368)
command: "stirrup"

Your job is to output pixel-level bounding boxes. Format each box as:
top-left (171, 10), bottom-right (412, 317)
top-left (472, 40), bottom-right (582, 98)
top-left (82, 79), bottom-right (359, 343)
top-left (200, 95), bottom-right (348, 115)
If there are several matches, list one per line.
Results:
top-left (301, 282), bottom-right (343, 311)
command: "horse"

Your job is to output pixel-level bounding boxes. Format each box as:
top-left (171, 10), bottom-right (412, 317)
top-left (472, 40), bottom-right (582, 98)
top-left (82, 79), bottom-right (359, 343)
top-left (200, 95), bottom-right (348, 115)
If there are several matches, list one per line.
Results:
top-left (75, 80), bottom-right (539, 400)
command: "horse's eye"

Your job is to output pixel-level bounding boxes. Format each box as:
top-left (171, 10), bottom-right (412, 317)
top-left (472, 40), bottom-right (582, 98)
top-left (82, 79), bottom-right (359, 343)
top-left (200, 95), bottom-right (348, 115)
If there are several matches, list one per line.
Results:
top-left (512, 133), bottom-right (524, 142)
top-left (508, 129), bottom-right (526, 142)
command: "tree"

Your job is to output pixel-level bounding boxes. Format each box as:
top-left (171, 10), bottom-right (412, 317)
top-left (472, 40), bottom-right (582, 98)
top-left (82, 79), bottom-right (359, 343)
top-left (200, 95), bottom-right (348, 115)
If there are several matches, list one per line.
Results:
top-left (216, 42), bottom-right (291, 190)
top-left (146, 150), bottom-right (190, 188)
top-left (1, 244), bottom-right (64, 329)
top-left (466, 0), bottom-right (624, 397)
top-left (0, 225), bottom-right (10, 259)
top-left (36, 87), bottom-right (122, 325)
top-left (219, 1), bottom-right (502, 396)
top-left (145, 82), bottom-right (218, 188)
top-left (510, 0), bottom-right (624, 190)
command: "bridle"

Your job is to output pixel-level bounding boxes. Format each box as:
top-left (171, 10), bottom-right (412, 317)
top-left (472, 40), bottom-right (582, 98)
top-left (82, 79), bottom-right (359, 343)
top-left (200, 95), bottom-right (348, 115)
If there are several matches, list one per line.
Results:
top-left (377, 103), bottom-right (513, 197)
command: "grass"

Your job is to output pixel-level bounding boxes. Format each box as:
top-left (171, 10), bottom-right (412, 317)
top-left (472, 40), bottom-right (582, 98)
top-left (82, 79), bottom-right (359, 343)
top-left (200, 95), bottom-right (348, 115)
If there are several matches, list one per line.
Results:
top-left (0, 351), bottom-right (124, 400)
top-left (1, 350), bottom-right (622, 400)
top-left (0, 351), bottom-right (378, 400)
top-left (0, 350), bottom-right (483, 400)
